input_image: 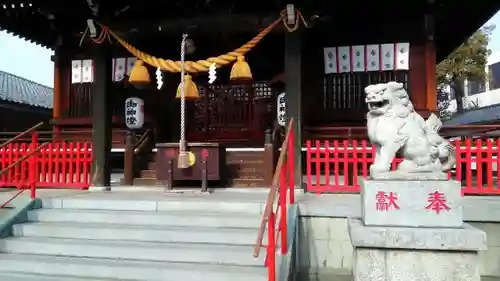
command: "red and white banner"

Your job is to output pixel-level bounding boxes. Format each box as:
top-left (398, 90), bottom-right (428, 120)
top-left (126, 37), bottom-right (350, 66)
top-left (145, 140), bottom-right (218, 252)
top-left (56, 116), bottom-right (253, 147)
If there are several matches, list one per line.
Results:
top-left (324, 43), bottom-right (410, 74)
top-left (71, 57), bottom-right (137, 84)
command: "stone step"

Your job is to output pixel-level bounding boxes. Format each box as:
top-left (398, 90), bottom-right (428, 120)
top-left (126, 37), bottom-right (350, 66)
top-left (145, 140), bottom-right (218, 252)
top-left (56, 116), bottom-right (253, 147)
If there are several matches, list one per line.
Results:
top-left (226, 159), bottom-right (264, 165)
top-left (231, 178), bottom-right (266, 187)
top-left (41, 197), bottom-right (264, 214)
top-left (27, 209), bottom-right (262, 228)
top-left (229, 166), bottom-right (266, 174)
top-left (0, 237), bottom-right (265, 266)
top-left (140, 169), bottom-right (157, 178)
top-left (0, 253), bottom-right (267, 281)
top-left (148, 161), bottom-right (157, 169)
top-left (0, 272), bottom-right (118, 281)
top-left (226, 151), bottom-right (264, 161)
top-left (13, 222), bottom-right (266, 245)
top-left (145, 163), bottom-right (264, 174)
top-left (133, 177), bottom-right (159, 186)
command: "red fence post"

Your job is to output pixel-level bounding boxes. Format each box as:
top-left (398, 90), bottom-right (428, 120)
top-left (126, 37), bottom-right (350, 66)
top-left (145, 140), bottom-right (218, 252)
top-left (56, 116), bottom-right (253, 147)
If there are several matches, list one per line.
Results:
top-left (279, 164), bottom-right (287, 255)
top-left (306, 140), bottom-right (312, 192)
top-left (267, 212), bottom-right (276, 281)
top-left (30, 131), bottom-right (38, 200)
top-left (288, 127), bottom-right (295, 204)
top-left (486, 139), bottom-right (494, 193)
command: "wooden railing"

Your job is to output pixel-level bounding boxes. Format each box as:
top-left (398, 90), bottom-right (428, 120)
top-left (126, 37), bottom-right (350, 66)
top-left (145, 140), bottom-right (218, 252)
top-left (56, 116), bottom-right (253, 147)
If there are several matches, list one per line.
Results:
top-left (254, 119), bottom-right (295, 281)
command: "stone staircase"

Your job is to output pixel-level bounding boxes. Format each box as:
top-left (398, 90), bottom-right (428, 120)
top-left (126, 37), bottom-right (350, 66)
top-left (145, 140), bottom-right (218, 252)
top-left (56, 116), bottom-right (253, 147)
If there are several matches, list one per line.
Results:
top-left (0, 192), bottom-right (275, 281)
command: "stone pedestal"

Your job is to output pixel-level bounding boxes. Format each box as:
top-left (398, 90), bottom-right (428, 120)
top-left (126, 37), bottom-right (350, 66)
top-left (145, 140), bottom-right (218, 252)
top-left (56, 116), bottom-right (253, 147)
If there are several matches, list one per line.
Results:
top-left (348, 178), bottom-right (487, 281)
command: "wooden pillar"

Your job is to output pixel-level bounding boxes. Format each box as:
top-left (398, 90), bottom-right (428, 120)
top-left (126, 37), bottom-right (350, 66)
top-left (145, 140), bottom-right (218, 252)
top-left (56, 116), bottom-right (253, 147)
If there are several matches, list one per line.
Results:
top-left (263, 128), bottom-right (275, 186)
top-left (424, 12), bottom-right (437, 113)
top-left (123, 130), bottom-right (135, 185)
top-left (408, 12), bottom-right (437, 117)
top-left (52, 52), bottom-right (62, 120)
top-left (91, 45), bottom-right (113, 188)
top-left (285, 27), bottom-right (303, 189)
top-left (51, 50), bottom-right (63, 140)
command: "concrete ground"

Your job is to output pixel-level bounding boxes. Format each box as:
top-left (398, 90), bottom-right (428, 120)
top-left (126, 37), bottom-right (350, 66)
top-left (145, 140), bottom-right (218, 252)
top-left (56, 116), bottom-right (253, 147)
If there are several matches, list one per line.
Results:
top-left (301, 273), bottom-right (500, 281)
top-left (0, 188), bottom-right (87, 207)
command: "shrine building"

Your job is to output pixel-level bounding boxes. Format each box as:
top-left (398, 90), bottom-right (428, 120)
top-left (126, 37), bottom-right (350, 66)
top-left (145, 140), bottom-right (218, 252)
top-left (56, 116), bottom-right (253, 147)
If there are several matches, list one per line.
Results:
top-left (1, 2), bottom-right (500, 281)
top-left (0, 0), bottom-right (498, 189)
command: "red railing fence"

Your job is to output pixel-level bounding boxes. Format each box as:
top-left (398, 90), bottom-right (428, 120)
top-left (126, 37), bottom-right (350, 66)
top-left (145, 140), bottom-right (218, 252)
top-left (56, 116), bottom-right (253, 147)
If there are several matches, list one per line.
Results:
top-left (0, 130), bottom-right (92, 190)
top-left (0, 131), bottom-right (45, 208)
top-left (306, 139), bottom-right (500, 195)
top-left (254, 119), bottom-right (295, 281)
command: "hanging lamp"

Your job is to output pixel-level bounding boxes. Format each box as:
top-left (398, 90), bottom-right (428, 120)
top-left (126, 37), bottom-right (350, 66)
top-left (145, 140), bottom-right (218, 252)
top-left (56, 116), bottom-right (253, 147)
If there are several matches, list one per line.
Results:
top-left (175, 74), bottom-right (199, 100)
top-left (230, 56), bottom-right (253, 81)
top-left (128, 60), bottom-right (151, 85)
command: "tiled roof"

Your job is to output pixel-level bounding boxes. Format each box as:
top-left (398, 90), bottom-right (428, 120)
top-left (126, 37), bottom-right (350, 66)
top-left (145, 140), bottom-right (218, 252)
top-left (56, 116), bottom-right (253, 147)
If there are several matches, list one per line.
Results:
top-left (0, 70), bottom-right (53, 109)
top-left (444, 104), bottom-right (500, 125)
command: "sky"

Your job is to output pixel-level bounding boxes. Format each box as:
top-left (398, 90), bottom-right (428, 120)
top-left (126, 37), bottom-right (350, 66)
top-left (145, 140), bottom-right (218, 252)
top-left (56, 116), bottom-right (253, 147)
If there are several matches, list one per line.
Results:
top-left (2, 10), bottom-right (500, 88)
top-left (0, 31), bottom-right (54, 87)
top-left (486, 10), bottom-right (500, 54)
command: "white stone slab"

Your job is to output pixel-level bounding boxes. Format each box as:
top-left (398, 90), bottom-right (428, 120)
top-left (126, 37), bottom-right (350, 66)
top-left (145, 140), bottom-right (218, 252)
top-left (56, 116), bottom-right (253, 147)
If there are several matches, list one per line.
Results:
top-left (348, 219), bottom-right (486, 281)
top-left (360, 178), bottom-right (462, 227)
top-left (348, 218), bottom-right (486, 251)
top-left (353, 248), bottom-right (481, 281)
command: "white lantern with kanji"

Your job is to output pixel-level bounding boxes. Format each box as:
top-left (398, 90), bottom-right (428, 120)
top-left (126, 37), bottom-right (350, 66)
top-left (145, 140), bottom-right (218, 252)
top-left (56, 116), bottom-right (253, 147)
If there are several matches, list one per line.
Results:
top-left (125, 97), bottom-right (144, 129)
top-left (277, 92), bottom-right (286, 126)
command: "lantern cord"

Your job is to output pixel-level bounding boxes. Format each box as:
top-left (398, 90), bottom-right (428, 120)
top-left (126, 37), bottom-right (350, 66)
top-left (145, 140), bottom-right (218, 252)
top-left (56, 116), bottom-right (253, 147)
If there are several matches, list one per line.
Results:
top-left (88, 8), bottom-right (308, 74)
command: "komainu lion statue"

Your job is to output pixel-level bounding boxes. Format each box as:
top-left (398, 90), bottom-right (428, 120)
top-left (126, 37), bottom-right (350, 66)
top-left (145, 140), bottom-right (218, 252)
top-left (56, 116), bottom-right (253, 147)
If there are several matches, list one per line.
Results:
top-left (365, 81), bottom-right (456, 177)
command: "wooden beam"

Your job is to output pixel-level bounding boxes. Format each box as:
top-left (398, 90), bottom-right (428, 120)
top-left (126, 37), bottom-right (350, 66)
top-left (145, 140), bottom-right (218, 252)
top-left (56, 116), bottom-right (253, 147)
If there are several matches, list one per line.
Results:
top-left (105, 13), bottom-right (280, 38)
top-left (0, 101), bottom-right (51, 115)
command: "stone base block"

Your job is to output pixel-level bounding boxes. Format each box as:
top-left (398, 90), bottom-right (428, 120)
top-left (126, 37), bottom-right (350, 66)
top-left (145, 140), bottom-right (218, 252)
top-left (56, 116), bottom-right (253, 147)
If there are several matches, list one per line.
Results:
top-left (354, 248), bottom-right (480, 281)
top-left (348, 219), bottom-right (486, 251)
top-left (348, 219), bottom-right (487, 281)
top-left (360, 178), bottom-right (462, 227)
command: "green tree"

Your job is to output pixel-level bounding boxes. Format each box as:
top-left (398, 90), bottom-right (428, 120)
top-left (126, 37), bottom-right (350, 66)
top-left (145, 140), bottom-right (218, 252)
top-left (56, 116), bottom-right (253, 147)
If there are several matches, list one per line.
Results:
top-left (436, 25), bottom-right (494, 112)
top-left (437, 86), bottom-right (452, 120)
